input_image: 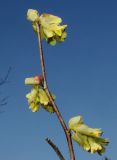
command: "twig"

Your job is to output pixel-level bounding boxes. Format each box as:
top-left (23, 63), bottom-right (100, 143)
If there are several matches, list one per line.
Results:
top-left (0, 67), bottom-right (12, 85)
top-left (46, 138), bottom-right (65, 160)
top-left (36, 22), bottom-right (75, 160)
top-left (0, 96), bottom-right (8, 106)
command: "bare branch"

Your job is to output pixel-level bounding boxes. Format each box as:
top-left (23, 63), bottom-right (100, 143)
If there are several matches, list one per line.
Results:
top-left (0, 67), bottom-right (12, 85)
top-left (0, 67), bottom-right (11, 113)
top-left (46, 138), bottom-right (65, 160)
top-left (0, 96), bottom-right (8, 106)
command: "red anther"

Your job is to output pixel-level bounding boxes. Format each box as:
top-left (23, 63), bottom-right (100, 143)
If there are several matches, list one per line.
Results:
top-left (34, 75), bottom-right (44, 84)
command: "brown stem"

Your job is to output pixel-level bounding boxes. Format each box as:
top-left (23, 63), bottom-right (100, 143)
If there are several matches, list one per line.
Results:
top-left (36, 22), bottom-right (75, 160)
top-left (46, 138), bottom-right (65, 160)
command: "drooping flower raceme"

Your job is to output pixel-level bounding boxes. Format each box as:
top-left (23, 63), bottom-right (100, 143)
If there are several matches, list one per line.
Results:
top-left (25, 76), bottom-right (55, 113)
top-left (27, 9), bottom-right (67, 45)
top-left (68, 115), bottom-right (109, 155)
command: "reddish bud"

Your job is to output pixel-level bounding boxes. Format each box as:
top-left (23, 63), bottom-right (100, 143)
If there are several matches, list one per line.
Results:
top-left (34, 75), bottom-right (44, 84)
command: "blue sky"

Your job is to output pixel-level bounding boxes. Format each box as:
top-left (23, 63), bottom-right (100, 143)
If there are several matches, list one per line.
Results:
top-left (0, 0), bottom-right (116, 160)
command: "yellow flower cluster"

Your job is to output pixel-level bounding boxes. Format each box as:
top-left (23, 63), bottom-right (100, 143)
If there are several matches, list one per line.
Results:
top-left (26, 86), bottom-right (55, 113)
top-left (25, 76), bottom-right (55, 113)
top-left (27, 9), bottom-right (67, 45)
top-left (68, 116), bottom-right (109, 155)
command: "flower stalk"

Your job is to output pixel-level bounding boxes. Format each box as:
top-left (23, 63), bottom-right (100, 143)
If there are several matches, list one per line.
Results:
top-left (36, 22), bottom-right (75, 160)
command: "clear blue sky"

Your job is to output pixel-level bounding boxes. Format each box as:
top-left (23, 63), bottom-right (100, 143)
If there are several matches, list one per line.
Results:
top-left (0, 0), bottom-right (116, 160)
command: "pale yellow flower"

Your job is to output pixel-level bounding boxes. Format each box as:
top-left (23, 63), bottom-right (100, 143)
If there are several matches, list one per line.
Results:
top-left (27, 9), bottom-right (39, 22)
top-left (39, 14), bottom-right (67, 45)
top-left (26, 9), bottom-right (67, 45)
top-left (68, 115), bottom-right (109, 155)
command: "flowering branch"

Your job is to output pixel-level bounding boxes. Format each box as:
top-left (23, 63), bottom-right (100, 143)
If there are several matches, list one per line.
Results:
top-left (25, 9), bottom-right (109, 160)
top-left (46, 138), bottom-right (65, 160)
top-left (35, 22), bottom-right (75, 160)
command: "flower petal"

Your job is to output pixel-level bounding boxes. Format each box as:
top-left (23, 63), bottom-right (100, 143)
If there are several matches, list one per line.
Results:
top-left (78, 124), bottom-right (102, 138)
top-left (68, 115), bottom-right (84, 130)
top-left (29, 102), bottom-right (40, 112)
top-left (38, 88), bottom-right (49, 105)
top-left (43, 28), bottom-right (54, 38)
top-left (40, 14), bottom-right (62, 26)
top-left (72, 132), bottom-right (90, 151)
